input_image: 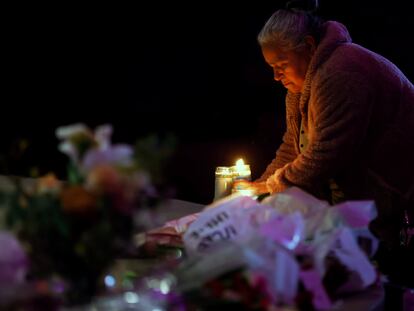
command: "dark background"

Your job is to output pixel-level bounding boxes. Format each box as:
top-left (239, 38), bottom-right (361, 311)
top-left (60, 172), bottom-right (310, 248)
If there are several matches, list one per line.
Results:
top-left (1, 1), bottom-right (413, 204)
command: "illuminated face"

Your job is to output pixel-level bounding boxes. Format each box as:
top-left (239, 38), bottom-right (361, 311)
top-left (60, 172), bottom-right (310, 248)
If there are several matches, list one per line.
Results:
top-left (261, 45), bottom-right (313, 93)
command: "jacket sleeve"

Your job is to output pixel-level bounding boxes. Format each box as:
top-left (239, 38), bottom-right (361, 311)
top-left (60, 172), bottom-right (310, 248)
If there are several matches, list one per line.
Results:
top-left (256, 128), bottom-right (297, 182)
top-left (266, 72), bottom-right (374, 193)
top-left (256, 93), bottom-right (299, 182)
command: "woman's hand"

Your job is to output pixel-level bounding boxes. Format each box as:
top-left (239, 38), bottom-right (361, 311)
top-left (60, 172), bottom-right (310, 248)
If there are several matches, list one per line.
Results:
top-left (233, 180), bottom-right (269, 195)
top-left (266, 166), bottom-right (289, 193)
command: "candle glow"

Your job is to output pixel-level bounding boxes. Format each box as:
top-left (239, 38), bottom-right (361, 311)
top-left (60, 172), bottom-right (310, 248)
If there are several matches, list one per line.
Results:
top-left (213, 158), bottom-right (253, 201)
top-left (233, 158), bottom-right (251, 180)
top-left (236, 158), bottom-right (245, 167)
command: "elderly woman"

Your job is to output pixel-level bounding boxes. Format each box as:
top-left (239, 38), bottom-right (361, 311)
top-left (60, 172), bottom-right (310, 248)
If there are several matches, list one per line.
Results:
top-left (247, 1), bottom-right (414, 284)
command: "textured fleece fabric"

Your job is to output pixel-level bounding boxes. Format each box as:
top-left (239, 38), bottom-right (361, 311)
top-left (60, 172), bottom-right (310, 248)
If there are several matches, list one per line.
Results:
top-left (257, 21), bottom-right (414, 248)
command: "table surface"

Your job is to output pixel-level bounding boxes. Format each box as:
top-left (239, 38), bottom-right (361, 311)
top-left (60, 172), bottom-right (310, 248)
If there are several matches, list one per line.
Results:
top-left (154, 198), bottom-right (205, 223)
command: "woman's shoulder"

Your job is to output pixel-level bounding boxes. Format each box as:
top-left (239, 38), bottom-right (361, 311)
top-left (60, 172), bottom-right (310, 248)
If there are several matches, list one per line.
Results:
top-left (322, 43), bottom-right (403, 78)
top-left (314, 43), bottom-right (409, 92)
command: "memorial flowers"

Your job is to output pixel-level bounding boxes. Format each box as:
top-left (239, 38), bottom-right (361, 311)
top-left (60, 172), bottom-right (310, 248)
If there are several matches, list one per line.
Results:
top-left (0, 123), bottom-right (170, 306)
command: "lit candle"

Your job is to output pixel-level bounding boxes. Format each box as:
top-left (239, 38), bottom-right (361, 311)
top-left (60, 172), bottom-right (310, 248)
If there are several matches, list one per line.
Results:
top-left (231, 159), bottom-right (256, 197)
top-left (232, 158), bottom-right (251, 181)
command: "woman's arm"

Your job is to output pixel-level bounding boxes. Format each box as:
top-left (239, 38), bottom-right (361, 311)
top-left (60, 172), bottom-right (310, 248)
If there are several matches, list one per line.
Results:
top-left (256, 92), bottom-right (300, 182)
top-left (255, 129), bottom-right (297, 182)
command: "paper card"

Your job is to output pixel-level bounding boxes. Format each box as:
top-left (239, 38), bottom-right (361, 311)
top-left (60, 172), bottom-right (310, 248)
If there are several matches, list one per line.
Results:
top-left (183, 196), bottom-right (272, 254)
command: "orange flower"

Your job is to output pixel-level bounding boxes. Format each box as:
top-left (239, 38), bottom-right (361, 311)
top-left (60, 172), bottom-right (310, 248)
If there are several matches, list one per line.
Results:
top-left (85, 164), bottom-right (122, 195)
top-left (37, 173), bottom-right (61, 194)
top-left (60, 185), bottom-right (97, 213)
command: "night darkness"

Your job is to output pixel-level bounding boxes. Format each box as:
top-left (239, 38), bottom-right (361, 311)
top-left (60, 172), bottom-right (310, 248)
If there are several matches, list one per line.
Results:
top-left (2, 1), bottom-right (413, 204)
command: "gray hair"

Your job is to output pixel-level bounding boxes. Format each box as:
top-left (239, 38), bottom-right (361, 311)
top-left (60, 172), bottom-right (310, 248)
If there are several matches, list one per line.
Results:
top-left (257, 9), bottom-right (323, 51)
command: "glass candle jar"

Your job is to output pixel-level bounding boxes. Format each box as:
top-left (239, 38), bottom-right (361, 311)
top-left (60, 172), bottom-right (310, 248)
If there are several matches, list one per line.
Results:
top-left (214, 166), bottom-right (234, 201)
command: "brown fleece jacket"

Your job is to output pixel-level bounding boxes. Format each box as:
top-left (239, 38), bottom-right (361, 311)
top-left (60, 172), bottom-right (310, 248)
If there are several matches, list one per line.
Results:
top-left (257, 21), bottom-right (414, 247)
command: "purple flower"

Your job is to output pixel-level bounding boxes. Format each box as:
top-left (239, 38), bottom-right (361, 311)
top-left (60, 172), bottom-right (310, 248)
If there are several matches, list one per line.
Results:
top-left (81, 144), bottom-right (134, 172)
top-left (0, 231), bottom-right (28, 285)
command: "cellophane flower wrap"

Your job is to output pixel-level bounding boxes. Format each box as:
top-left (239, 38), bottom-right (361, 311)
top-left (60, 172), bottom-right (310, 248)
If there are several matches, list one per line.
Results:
top-left (0, 123), bottom-right (172, 305)
top-left (170, 187), bottom-right (380, 310)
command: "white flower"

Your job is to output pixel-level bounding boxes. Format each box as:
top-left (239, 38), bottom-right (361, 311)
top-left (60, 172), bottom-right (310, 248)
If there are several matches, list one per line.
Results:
top-left (94, 124), bottom-right (113, 150)
top-left (55, 123), bottom-right (90, 140)
top-left (55, 123), bottom-right (94, 164)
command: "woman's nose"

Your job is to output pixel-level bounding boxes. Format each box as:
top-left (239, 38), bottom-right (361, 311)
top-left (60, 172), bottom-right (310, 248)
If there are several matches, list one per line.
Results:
top-left (273, 70), bottom-right (283, 81)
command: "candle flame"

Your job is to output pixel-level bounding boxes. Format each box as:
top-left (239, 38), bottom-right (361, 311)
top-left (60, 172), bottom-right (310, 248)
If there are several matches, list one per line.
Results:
top-left (234, 158), bottom-right (251, 179)
top-left (236, 158), bottom-right (244, 168)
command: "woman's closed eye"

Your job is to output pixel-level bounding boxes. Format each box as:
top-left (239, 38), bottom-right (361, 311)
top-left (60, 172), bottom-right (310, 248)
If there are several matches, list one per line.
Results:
top-left (272, 62), bottom-right (288, 72)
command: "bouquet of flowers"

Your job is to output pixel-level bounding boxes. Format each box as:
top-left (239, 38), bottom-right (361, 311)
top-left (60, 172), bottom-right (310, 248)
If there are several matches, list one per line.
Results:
top-left (0, 123), bottom-right (173, 306)
top-left (143, 189), bottom-right (381, 311)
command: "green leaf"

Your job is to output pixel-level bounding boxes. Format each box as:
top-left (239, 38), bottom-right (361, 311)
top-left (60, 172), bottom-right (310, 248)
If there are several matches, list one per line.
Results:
top-left (67, 161), bottom-right (84, 184)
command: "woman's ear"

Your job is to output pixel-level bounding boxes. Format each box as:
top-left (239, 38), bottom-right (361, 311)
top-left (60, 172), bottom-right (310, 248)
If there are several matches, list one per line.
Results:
top-left (304, 35), bottom-right (316, 55)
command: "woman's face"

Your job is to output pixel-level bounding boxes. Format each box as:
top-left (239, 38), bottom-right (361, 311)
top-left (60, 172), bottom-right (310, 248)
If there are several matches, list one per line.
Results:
top-left (261, 43), bottom-right (313, 93)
